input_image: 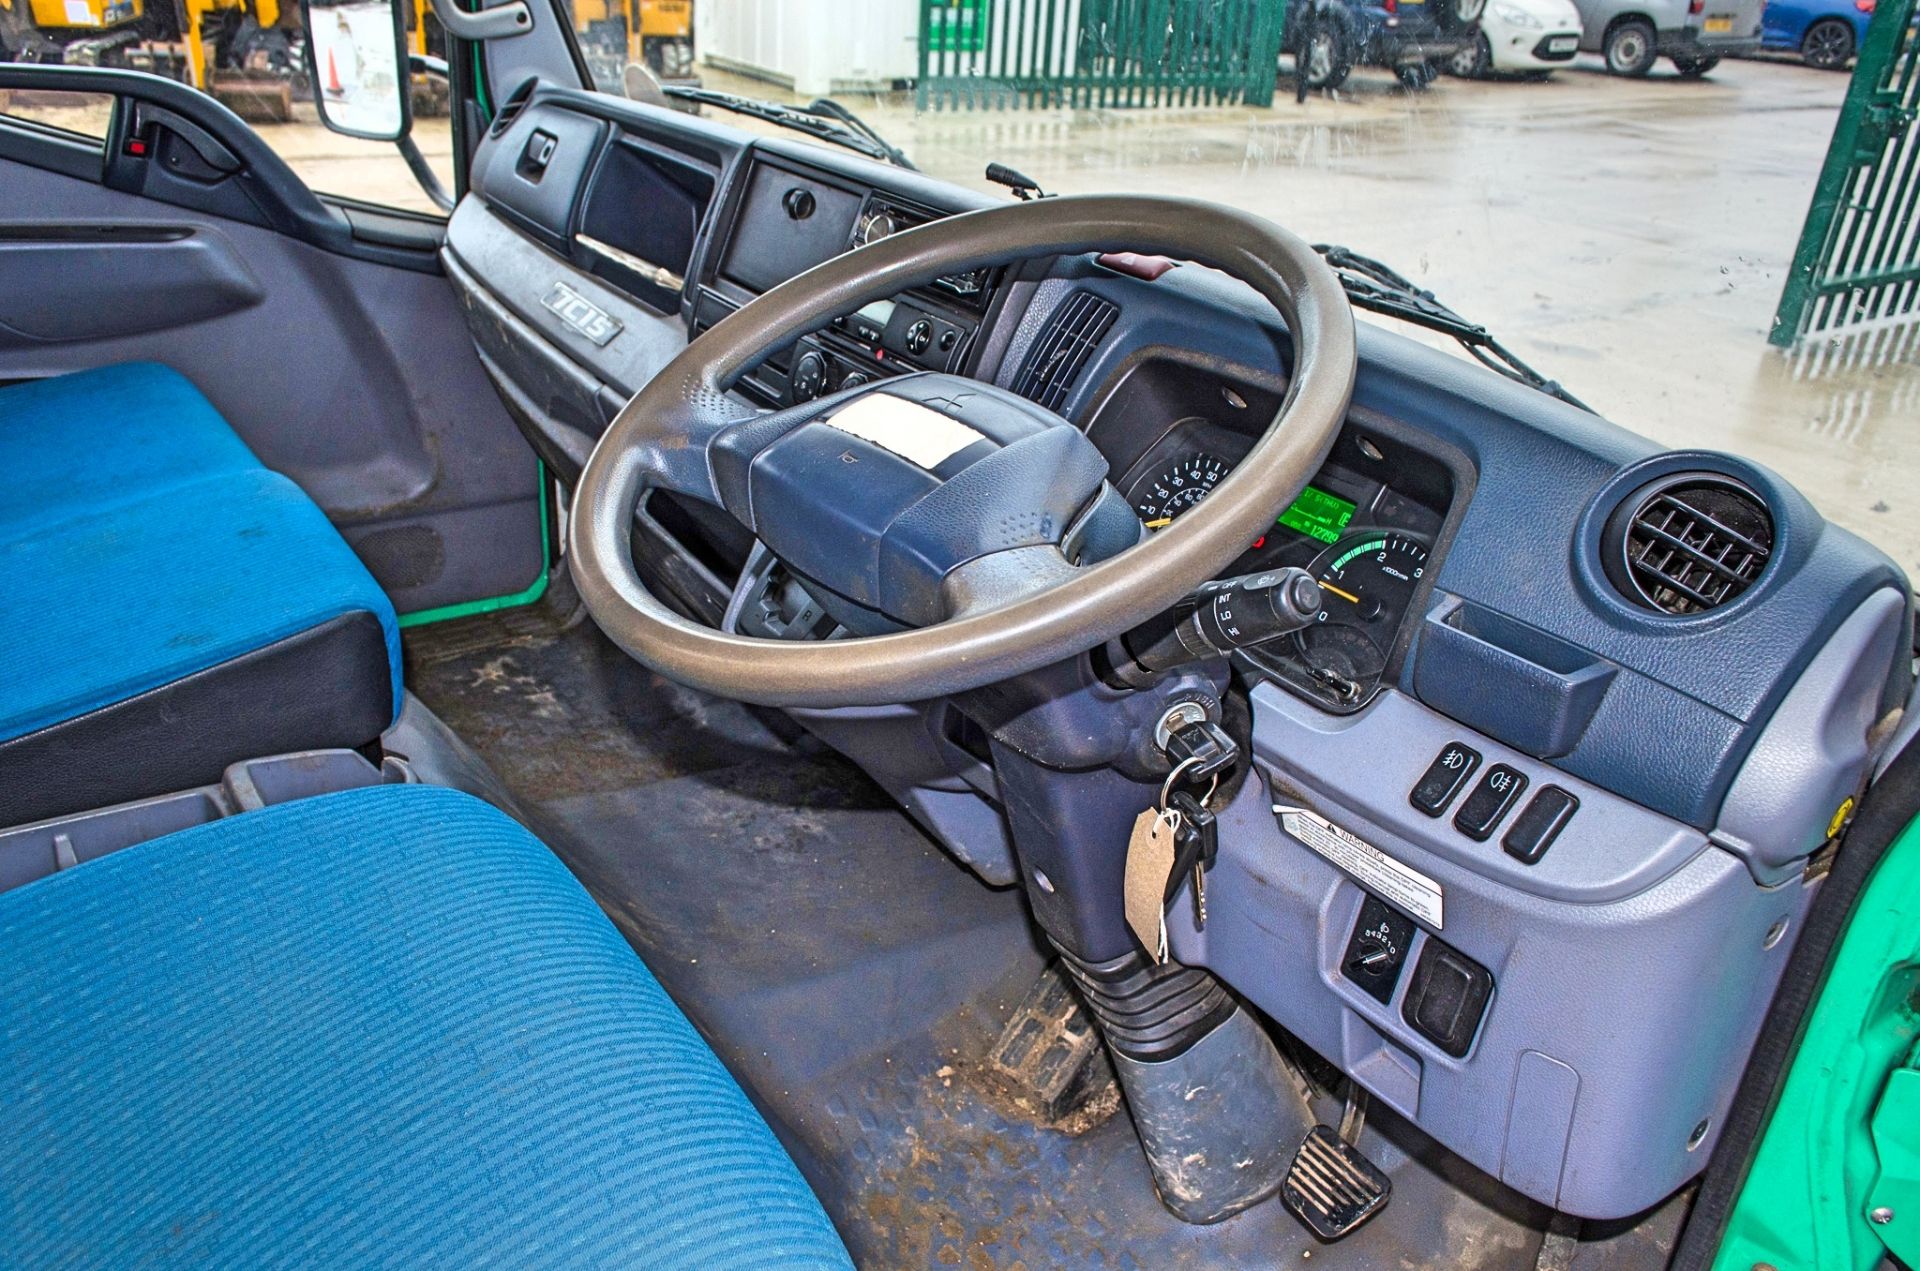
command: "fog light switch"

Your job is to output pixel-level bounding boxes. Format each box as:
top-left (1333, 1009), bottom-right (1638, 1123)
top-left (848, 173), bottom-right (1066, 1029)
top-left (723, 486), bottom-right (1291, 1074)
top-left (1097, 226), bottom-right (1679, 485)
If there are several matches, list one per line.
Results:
top-left (1454, 764), bottom-right (1528, 841)
top-left (1410, 742), bottom-right (1480, 816)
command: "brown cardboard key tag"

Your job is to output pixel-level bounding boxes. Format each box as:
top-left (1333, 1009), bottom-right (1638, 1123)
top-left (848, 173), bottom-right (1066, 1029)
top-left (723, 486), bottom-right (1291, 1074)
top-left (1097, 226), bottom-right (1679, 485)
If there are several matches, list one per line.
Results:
top-left (1124, 807), bottom-right (1180, 964)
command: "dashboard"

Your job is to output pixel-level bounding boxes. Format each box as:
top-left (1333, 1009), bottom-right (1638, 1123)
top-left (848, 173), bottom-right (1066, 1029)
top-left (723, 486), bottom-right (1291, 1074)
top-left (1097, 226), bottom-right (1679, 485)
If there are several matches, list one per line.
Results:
top-left (441, 80), bottom-right (1914, 1227)
top-left (692, 152), bottom-right (1003, 410)
top-left (1083, 353), bottom-right (1462, 711)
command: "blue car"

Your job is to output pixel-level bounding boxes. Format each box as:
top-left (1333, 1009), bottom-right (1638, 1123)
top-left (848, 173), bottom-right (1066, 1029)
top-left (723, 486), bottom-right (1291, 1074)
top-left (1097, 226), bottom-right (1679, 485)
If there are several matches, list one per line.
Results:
top-left (1762, 0), bottom-right (1873, 67)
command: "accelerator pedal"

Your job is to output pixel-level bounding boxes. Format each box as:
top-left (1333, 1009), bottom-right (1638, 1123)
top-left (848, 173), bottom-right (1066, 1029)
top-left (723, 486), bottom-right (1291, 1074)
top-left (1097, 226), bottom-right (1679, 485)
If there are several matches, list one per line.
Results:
top-left (1282, 1125), bottom-right (1392, 1240)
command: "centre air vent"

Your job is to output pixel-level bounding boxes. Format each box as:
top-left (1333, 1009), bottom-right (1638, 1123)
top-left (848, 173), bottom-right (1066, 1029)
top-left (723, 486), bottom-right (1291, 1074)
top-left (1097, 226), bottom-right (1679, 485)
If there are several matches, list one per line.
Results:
top-left (1604, 474), bottom-right (1774, 616)
top-left (1013, 290), bottom-right (1119, 411)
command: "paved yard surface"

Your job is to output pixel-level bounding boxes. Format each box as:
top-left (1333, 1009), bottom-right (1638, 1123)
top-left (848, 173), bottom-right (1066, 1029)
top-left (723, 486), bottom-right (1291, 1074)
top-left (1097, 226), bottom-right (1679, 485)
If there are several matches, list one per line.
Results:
top-left (9, 56), bottom-right (1917, 571)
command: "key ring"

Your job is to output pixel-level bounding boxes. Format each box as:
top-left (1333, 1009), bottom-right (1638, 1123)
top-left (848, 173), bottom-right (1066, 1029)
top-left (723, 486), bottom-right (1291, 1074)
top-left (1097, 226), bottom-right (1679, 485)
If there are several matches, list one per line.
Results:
top-left (1160, 756), bottom-right (1204, 810)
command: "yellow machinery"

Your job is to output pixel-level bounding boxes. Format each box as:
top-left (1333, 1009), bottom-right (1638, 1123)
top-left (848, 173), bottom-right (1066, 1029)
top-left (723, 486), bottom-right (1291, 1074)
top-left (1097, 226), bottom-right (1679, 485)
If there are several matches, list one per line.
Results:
top-left (170, 0), bottom-right (292, 97)
top-left (0, 0), bottom-right (148, 65)
top-left (575, 0), bottom-right (693, 91)
top-left (0, 0), bottom-right (300, 115)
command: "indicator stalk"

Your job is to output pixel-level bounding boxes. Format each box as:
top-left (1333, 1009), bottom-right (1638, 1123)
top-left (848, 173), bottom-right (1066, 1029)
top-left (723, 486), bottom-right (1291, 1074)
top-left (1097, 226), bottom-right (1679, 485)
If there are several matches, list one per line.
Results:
top-left (1126, 568), bottom-right (1324, 673)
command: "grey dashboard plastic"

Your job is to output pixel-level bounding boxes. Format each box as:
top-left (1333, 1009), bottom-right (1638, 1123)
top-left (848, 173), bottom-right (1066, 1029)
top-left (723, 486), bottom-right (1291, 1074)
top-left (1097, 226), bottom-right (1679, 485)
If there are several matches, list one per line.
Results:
top-left (1182, 681), bottom-right (1815, 1219)
top-left (995, 261), bottom-right (1911, 830)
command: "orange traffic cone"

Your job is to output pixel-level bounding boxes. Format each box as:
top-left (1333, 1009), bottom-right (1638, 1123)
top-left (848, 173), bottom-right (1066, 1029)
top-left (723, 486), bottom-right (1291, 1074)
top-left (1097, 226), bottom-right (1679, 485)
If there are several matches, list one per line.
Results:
top-left (326, 47), bottom-right (342, 95)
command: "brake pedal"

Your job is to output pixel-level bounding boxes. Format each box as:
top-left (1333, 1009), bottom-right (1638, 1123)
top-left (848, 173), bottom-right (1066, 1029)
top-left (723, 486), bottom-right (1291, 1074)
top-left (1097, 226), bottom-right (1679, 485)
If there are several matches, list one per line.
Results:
top-left (1282, 1125), bottom-right (1391, 1240)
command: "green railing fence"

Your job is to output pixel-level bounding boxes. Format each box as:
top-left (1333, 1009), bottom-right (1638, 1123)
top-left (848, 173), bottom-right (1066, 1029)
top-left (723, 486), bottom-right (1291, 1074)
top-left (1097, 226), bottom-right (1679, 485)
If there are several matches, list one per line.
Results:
top-left (1772, 0), bottom-right (1920, 345)
top-left (917, 0), bottom-right (1287, 110)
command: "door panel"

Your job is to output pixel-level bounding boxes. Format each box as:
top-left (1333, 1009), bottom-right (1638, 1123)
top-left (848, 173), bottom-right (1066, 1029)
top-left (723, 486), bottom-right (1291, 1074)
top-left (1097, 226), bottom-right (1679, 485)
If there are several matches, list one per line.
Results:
top-left (0, 224), bottom-right (264, 342)
top-left (0, 77), bottom-right (542, 618)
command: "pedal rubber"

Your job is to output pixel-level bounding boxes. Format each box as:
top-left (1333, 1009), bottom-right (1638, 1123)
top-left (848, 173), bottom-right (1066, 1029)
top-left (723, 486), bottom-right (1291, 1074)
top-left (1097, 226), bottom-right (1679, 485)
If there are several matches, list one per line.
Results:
top-left (1282, 1124), bottom-right (1391, 1240)
top-left (987, 964), bottom-right (1107, 1119)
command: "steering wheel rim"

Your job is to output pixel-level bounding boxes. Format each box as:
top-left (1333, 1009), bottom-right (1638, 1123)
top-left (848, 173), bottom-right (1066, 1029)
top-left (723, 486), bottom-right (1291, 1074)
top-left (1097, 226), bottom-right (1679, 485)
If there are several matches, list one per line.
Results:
top-left (568, 194), bottom-right (1356, 707)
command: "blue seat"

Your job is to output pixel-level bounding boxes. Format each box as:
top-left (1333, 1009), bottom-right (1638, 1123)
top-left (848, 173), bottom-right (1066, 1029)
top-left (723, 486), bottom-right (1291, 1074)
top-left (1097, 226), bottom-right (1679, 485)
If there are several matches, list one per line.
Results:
top-left (0, 362), bottom-right (259, 536)
top-left (0, 365), bottom-right (402, 826)
top-left (0, 784), bottom-right (852, 1269)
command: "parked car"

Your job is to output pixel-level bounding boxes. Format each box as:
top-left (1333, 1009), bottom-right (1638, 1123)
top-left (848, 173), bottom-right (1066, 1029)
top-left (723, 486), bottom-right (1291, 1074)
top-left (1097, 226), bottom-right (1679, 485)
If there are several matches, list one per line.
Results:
top-left (1569, 0), bottom-right (1765, 73)
top-left (1762, 0), bottom-right (1875, 68)
top-left (1448, 0), bottom-right (1586, 73)
top-left (1285, 0), bottom-right (1485, 90)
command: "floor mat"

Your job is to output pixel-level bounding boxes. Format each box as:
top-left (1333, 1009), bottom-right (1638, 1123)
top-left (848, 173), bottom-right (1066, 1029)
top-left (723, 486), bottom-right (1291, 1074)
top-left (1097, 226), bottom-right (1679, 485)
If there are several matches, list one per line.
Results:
top-left (407, 606), bottom-right (1559, 1269)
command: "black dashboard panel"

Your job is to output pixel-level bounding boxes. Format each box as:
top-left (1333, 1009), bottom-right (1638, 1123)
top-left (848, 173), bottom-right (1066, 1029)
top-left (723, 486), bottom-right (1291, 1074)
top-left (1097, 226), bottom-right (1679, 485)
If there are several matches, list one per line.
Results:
top-left (1086, 352), bottom-right (1464, 712)
top-left (575, 135), bottom-right (717, 314)
top-left (717, 158), bottom-right (864, 295)
top-left (692, 153), bottom-right (1004, 410)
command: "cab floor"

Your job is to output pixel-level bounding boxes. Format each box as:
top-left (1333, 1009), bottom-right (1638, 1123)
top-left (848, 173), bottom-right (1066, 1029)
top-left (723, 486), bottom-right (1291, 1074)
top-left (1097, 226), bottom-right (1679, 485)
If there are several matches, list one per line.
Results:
top-left (402, 588), bottom-right (1655, 1270)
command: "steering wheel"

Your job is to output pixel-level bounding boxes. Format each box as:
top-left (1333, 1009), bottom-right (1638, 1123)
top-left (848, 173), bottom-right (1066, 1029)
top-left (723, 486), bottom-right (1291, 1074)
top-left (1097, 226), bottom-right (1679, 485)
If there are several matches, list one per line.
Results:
top-left (569, 195), bottom-right (1356, 707)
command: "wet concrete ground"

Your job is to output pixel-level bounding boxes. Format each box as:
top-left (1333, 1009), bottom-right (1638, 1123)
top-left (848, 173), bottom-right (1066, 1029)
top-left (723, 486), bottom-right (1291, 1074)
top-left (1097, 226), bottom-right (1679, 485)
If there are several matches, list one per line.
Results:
top-left (13, 55), bottom-right (1913, 570)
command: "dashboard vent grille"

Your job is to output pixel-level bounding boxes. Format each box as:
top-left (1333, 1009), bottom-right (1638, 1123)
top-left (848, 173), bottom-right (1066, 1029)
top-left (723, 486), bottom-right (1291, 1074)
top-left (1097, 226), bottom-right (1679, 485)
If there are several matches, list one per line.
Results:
top-left (1615, 477), bottom-right (1773, 615)
top-left (1014, 291), bottom-right (1119, 411)
top-left (488, 80), bottom-right (536, 138)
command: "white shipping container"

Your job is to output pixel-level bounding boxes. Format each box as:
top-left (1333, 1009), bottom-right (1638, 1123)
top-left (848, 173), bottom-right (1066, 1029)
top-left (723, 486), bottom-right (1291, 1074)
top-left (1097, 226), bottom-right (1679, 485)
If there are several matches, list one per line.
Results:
top-left (696, 0), bottom-right (923, 96)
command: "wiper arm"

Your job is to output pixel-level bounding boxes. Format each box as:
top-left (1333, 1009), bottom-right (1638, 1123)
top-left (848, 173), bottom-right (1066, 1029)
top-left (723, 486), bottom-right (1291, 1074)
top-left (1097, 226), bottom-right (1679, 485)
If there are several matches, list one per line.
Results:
top-left (1314, 244), bottom-right (1591, 412)
top-left (660, 86), bottom-right (917, 170)
top-left (801, 97), bottom-right (917, 171)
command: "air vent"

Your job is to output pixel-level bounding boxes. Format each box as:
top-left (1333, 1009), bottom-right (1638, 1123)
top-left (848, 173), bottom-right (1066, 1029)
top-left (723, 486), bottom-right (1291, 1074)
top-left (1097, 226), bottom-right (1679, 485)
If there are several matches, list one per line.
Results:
top-left (1607, 475), bottom-right (1773, 615)
top-left (1014, 291), bottom-right (1119, 411)
top-left (488, 79), bottom-right (537, 138)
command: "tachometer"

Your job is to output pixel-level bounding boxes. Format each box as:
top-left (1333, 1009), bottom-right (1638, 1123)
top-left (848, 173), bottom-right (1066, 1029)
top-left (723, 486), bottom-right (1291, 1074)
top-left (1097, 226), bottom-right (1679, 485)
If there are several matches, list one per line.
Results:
top-left (1312, 531), bottom-right (1429, 623)
top-left (1131, 453), bottom-right (1229, 526)
top-left (1292, 531), bottom-right (1431, 702)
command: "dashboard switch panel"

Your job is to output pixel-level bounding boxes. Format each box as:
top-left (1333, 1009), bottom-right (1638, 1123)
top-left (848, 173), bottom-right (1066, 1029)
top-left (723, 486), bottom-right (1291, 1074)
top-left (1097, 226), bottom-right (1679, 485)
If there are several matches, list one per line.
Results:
top-left (1454, 765), bottom-right (1528, 841)
top-left (1503, 786), bottom-right (1580, 864)
top-left (1342, 894), bottom-right (1417, 1004)
top-left (1402, 940), bottom-right (1494, 1058)
top-left (1409, 742), bottom-right (1481, 817)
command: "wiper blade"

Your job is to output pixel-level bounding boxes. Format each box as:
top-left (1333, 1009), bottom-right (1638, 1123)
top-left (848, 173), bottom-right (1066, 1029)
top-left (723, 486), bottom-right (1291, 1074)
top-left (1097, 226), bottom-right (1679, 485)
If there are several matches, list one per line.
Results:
top-left (1314, 244), bottom-right (1591, 412)
top-left (661, 86), bottom-right (917, 171)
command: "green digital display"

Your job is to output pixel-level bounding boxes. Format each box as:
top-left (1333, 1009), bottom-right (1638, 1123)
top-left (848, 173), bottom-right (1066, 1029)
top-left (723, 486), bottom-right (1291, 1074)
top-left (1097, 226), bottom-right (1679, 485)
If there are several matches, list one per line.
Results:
top-left (1277, 485), bottom-right (1357, 544)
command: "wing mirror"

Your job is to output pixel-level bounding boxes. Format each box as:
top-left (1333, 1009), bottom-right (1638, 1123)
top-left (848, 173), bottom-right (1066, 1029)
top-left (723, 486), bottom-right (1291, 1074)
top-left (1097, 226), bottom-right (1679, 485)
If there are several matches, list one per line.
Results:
top-left (300, 0), bottom-right (411, 142)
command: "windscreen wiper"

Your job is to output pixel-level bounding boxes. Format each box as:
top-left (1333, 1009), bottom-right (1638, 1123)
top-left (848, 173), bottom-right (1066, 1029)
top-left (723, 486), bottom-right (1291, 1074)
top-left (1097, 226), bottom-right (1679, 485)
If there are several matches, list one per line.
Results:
top-left (1314, 245), bottom-right (1591, 412)
top-left (661, 86), bottom-right (917, 170)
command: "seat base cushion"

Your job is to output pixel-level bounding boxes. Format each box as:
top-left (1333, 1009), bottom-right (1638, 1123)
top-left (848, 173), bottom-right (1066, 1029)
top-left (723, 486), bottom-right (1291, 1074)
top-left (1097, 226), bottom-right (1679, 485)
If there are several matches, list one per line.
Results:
top-left (0, 362), bottom-right (259, 536)
top-left (0, 611), bottom-right (392, 827)
top-left (0, 785), bottom-right (850, 1268)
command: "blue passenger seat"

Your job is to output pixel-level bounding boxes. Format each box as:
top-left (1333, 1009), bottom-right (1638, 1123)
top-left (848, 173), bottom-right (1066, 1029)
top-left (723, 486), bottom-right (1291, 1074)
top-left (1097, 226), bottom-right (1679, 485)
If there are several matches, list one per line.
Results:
top-left (0, 784), bottom-right (853, 1268)
top-left (0, 364), bottom-right (402, 826)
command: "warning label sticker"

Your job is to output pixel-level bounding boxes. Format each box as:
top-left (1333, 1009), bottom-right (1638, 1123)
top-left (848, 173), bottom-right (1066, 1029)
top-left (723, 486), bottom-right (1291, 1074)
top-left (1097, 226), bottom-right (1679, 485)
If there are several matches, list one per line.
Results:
top-left (1274, 806), bottom-right (1444, 929)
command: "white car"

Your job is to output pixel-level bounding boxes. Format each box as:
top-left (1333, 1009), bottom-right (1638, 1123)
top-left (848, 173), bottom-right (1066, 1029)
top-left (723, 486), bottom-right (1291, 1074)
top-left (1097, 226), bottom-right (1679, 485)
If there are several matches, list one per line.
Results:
top-left (1448, 0), bottom-right (1585, 74)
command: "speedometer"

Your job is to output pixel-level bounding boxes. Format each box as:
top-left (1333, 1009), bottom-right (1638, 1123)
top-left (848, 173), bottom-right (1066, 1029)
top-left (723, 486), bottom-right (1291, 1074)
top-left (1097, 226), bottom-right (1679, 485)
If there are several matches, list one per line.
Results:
top-left (1131, 453), bottom-right (1229, 526)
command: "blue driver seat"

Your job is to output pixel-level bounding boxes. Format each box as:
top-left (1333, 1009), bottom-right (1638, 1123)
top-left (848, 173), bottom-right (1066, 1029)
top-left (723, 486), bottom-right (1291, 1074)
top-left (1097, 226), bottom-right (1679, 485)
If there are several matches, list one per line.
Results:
top-left (0, 784), bottom-right (852, 1268)
top-left (0, 364), bottom-right (403, 826)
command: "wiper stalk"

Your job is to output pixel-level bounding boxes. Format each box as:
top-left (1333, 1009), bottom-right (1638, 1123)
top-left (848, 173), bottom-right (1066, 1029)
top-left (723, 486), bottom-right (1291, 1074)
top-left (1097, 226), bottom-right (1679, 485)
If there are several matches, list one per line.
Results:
top-left (1315, 245), bottom-right (1591, 412)
top-left (661, 86), bottom-right (917, 171)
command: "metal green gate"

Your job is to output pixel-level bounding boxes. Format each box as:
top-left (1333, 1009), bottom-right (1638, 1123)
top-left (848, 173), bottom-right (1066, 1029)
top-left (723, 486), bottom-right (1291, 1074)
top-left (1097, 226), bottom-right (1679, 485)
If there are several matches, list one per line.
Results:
top-left (1771, 0), bottom-right (1920, 345)
top-left (917, 0), bottom-right (1287, 110)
